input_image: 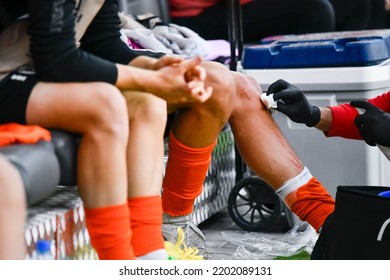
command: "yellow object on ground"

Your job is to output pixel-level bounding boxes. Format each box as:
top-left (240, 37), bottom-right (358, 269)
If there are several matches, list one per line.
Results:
top-left (164, 227), bottom-right (204, 260)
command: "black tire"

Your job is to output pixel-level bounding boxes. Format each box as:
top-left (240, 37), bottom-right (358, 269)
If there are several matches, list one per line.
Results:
top-left (228, 176), bottom-right (283, 231)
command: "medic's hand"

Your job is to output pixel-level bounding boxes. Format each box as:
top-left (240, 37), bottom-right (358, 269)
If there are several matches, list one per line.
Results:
top-left (267, 79), bottom-right (320, 127)
top-left (350, 100), bottom-right (390, 147)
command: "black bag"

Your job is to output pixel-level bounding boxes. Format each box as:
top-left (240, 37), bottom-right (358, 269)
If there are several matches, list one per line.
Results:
top-left (311, 186), bottom-right (390, 260)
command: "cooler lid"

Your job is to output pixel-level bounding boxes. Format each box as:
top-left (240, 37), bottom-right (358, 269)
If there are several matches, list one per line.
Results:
top-left (242, 30), bottom-right (390, 69)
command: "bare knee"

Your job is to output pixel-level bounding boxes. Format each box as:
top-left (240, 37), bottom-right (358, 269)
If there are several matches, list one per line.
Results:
top-left (196, 61), bottom-right (235, 123)
top-left (231, 73), bottom-right (265, 116)
top-left (86, 83), bottom-right (129, 143)
top-left (129, 94), bottom-right (167, 133)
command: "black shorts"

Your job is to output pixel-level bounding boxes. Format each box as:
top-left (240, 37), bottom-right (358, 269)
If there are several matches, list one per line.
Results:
top-left (164, 113), bottom-right (175, 139)
top-left (0, 67), bottom-right (37, 125)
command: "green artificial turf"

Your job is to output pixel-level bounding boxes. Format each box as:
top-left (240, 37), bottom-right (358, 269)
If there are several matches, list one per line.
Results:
top-left (273, 250), bottom-right (311, 260)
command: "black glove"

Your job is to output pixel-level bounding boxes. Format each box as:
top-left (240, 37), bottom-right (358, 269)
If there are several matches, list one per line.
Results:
top-left (350, 100), bottom-right (390, 147)
top-left (267, 79), bottom-right (320, 127)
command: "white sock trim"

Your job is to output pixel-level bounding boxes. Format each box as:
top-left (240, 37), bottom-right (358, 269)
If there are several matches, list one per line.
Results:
top-left (276, 167), bottom-right (312, 201)
top-left (163, 213), bottom-right (192, 225)
top-left (136, 249), bottom-right (168, 260)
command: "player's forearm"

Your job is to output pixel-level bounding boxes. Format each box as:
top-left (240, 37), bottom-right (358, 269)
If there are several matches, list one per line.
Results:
top-left (314, 107), bottom-right (333, 133)
top-left (128, 56), bottom-right (158, 70)
top-left (115, 63), bottom-right (156, 92)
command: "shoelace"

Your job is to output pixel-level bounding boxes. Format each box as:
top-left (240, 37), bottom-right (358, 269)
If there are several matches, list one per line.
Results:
top-left (164, 227), bottom-right (204, 260)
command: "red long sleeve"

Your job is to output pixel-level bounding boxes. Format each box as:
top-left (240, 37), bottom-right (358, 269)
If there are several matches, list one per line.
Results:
top-left (326, 91), bottom-right (390, 139)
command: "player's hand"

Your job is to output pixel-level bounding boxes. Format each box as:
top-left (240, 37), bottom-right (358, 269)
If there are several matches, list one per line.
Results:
top-left (152, 56), bottom-right (212, 104)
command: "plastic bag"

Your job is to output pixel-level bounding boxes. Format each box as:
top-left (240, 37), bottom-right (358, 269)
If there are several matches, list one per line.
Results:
top-left (221, 222), bottom-right (318, 260)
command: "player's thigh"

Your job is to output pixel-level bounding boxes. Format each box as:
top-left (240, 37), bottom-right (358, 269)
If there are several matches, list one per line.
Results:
top-left (27, 82), bottom-right (128, 133)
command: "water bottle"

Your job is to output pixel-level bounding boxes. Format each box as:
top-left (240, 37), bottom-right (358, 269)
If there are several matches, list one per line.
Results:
top-left (36, 239), bottom-right (54, 260)
top-left (378, 190), bottom-right (390, 198)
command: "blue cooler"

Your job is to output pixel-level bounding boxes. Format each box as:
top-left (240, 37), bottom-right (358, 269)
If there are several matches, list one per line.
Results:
top-left (242, 30), bottom-right (390, 69)
top-left (239, 30), bottom-right (390, 198)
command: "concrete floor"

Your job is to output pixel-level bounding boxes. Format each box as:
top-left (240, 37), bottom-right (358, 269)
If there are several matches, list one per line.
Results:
top-left (198, 206), bottom-right (294, 260)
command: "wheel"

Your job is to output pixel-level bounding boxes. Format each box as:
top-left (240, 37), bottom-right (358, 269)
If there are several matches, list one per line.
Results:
top-left (228, 176), bottom-right (283, 231)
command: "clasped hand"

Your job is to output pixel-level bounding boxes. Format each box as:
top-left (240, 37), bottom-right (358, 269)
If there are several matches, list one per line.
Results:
top-left (152, 56), bottom-right (212, 104)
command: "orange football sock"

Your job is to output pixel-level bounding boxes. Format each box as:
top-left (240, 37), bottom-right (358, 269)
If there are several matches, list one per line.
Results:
top-left (276, 167), bottom-right (335, 232)
top-left (162, 131), bottom-right (216, 216)
top-left (84, 203), bottom-right (135, 260)
top-left (289, 177), bottom-right (335, 231)
top-left (128, 196), bottom-right (165, 257)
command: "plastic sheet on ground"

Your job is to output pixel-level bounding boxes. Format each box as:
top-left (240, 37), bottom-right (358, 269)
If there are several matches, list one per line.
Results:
top-left (221, 222), bottom-right (318, 260)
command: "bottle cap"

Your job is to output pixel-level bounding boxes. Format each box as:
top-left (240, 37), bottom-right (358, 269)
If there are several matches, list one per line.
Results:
top-left (378, 190), bottom-right (390, 198)
top-left (36, 239), bottom-right (52, 253)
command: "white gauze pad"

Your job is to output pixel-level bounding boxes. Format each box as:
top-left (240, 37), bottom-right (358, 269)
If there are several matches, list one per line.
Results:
top-left (260, 92), bottom-right (277, 109)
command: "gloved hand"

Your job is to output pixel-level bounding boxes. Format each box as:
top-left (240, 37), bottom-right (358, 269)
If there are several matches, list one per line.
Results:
top-left (350, 100), bottom-right (390, 147)
top-left (267, 79), bottom-right (321, 127)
